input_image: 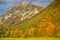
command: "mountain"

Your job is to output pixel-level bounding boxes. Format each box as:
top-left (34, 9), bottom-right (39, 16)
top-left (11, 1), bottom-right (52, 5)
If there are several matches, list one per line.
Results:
top-left (9, 0), bottom-right (60, 37)
top-left (0, 0), bottom-right (60, 38)
top-left (0, 2), bottom-right (43, 24)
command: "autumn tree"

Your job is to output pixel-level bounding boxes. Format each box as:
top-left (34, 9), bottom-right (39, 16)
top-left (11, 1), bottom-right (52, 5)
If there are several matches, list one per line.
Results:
top-left (45, 22), bottom-right (56, 37)
top-left (10, 30), bottom-right (13, 37)
top-left (28, 28), bottom-right (36, 37)
top-left (55, 26), bottom-right (60, 37)
top-left (10, 29), bottom-right (24, 37)
top-left (5, 31), bottom-right (9, 37)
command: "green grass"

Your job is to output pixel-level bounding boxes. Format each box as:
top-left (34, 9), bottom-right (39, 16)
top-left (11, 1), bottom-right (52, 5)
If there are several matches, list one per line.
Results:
top-left (0, 37), bottom-right (60, 40)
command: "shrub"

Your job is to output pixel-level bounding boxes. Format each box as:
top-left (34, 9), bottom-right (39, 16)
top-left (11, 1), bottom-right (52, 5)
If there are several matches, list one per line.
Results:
top-left (3, 24), bottom-right (10, 29)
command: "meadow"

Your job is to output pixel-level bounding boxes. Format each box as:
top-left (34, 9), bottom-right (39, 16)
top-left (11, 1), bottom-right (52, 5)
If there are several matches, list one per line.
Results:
top-left (0, 37), bottom-right (60, 40)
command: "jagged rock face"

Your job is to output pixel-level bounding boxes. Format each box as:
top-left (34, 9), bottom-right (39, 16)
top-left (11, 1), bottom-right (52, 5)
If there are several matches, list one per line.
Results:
top-left (0, 2), bottom-right (43, 24)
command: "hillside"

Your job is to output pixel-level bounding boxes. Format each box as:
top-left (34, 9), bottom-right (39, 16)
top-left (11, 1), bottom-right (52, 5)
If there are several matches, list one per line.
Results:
top-left (0, 0), bottom-right (60, 38)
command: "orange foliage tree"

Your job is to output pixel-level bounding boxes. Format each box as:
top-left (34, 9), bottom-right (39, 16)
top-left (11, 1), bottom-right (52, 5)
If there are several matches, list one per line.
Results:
top-left (18, 30), bottom-right (23, 37)
top-left (56, 26), bottom-right (60, 37)
top-left (14, 29), bottom-right (23, 37)
top-left (28, 28), bottom-right (36, 37)
top-left (45, 22), bottom-right (56, 36)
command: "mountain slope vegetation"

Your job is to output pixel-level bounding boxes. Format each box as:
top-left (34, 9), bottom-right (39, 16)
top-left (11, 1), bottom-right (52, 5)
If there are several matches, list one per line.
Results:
top-left (0, 0), bottom-right (60, 38)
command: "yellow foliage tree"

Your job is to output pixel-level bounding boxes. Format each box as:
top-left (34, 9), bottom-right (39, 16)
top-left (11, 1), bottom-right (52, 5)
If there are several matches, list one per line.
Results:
top-left (5, 31), bottom-right (9, 37)
top-left (13, 29), bottom-right (23, 37)
top-left (10, 30), bottom-right (13, 37)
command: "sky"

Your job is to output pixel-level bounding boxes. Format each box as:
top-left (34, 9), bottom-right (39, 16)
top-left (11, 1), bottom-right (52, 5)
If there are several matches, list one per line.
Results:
top-left (0, 0), bottom-right (53, 15)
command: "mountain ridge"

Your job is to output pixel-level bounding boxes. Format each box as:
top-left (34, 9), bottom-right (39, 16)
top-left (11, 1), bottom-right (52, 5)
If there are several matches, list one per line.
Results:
top-left (0, 2), bottom-right (43, 25)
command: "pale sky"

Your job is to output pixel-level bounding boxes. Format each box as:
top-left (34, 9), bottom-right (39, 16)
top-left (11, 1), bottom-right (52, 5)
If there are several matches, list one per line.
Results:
top-left (0, 0), bottom-right (53, 15)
